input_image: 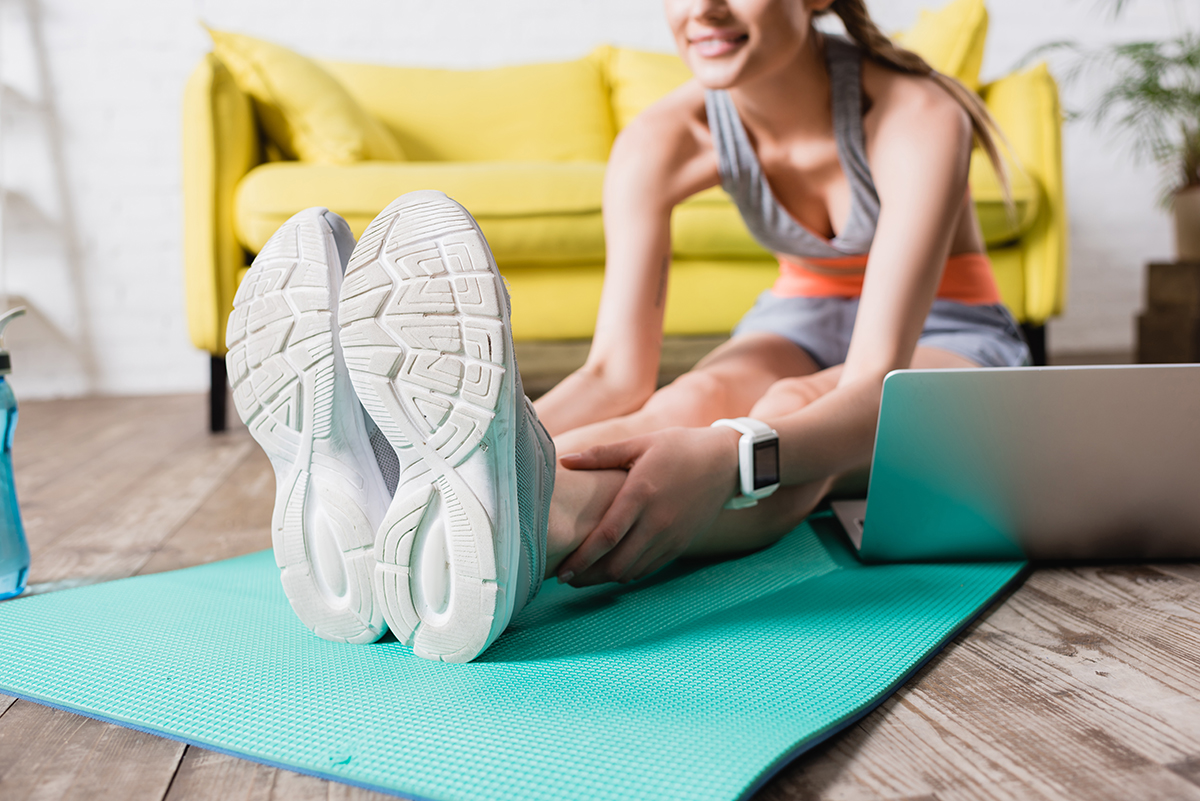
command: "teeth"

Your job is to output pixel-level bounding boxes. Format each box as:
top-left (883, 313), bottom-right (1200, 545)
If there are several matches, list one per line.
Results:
top-left (693, 37), bottom-right (743, 56)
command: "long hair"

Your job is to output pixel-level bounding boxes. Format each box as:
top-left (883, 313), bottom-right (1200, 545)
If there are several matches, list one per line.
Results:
top-left (816, 0), bottom-right (1013, 208)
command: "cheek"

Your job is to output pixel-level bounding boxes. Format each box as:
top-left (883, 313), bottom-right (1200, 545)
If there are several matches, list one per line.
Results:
top-left (732, 0), bottom-right (810, 34)
top-left (662, 0), bottom-right (689, 37)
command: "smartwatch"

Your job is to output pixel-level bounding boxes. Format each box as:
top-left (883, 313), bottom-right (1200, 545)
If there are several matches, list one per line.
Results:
top-left (710, 417), bottom-right (781, 509)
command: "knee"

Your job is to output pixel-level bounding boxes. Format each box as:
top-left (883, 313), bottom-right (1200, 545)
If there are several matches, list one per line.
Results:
top-left (640, 370), bottom-right (730, 424)
top-left (750, 375), bottom-right (827, 418)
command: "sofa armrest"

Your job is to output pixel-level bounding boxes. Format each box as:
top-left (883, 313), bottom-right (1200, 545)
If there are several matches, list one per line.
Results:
top-left (981, 63), bottom-right (1067, 325)
top-left (182, 53), bottom-right (261, 355)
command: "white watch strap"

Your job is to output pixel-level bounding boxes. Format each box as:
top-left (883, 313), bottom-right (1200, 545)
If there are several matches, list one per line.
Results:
top-left (711, 417), bottom-right (779, 509)
top-left (710, 417), bottom-right (774, 438)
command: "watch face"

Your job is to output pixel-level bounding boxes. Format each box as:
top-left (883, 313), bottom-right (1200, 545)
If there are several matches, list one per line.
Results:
top-left (752, 439), bottom-right (780, 489)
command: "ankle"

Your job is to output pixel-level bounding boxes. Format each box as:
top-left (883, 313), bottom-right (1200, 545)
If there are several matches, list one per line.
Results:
top-left (543, 466), bottom-right (625, 579)
top-left (545, 494), bottom-right (587, 576)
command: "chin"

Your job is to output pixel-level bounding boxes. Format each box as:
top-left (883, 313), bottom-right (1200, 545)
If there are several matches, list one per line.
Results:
top-left (683, 54), bottom-right (749, 90)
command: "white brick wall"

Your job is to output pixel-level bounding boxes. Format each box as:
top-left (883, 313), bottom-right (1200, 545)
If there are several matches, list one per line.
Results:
top-left (1, 0), bottom-right (1195, 398)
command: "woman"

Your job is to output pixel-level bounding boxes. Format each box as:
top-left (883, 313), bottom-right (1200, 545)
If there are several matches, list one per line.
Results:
top-left (538, 0), bottom-right (1028, 583)
top-left (230, 0), bottom-right (1029, 663)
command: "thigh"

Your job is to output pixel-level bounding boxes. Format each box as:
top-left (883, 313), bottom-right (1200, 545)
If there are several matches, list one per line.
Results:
top-left (909, 345), bottom-right (979, 369)
top-left (918, 301), bottom-right (1032, 368)
top-left (676, 331), bottom-right (823, 412)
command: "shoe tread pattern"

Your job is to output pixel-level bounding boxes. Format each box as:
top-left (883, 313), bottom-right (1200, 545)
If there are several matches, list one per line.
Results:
top-left (340, 194), bottom-right (513, 662)
top-left (227, 215), bottom-right (384, 645)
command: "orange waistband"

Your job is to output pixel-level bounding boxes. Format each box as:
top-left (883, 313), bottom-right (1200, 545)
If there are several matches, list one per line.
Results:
top-left (773, 252), bottom-right (1002, 305)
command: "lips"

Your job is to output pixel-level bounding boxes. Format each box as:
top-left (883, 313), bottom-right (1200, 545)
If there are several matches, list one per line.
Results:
top-left (689, 31), bottom-right (749, 58)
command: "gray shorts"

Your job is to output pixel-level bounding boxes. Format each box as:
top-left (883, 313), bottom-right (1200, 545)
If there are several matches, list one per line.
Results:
top-left (732, 292), bottom-right (1032, 370)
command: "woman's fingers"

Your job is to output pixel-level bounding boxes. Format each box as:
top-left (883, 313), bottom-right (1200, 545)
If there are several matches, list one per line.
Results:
top-left (620, 543), bottom-right (667, 584)
top-left (573, 517), bottom-right (660, 586)
top-left (558, 438), bottom-right (643, 471)
top-left (630, 550), bottom-right (678, 583)
top-left (554, 481), bottom-right (650, 583)
top-left (555, 427), bottom-right (733, 587)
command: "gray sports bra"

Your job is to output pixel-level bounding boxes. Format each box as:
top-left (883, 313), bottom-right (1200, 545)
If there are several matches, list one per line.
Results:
top-left (704, 35), bottom-right (881, 261)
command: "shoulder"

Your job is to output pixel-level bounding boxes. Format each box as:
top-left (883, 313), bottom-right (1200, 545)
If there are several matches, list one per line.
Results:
top-left (608, 80), bottom-right (720, 207)
top-left (860, 60), bottom-right (972, 161)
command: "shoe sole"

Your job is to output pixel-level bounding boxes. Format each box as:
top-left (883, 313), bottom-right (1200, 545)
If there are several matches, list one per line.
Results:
top-left (338, 191), bottom-right (520, 663)
top-left (226, 208), bottom-right (388, 645)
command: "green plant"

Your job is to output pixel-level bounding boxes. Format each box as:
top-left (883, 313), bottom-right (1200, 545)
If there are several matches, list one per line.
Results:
top-left (1029, 1), bottom-right (1200, 203)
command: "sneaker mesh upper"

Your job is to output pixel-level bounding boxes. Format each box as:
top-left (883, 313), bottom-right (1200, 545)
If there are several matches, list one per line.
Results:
top-left (364, 412), bottom-right (400, 498)
top-left (326, 208), bottom-right (399, 500)
top-left (512, 371), bottom-right (554, 612)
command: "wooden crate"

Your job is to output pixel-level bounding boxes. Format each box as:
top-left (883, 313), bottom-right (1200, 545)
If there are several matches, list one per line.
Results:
top-left (1137, 311), bottom-right (1200, 363)
top-left (1137, 261), bottom-right (1200, 363)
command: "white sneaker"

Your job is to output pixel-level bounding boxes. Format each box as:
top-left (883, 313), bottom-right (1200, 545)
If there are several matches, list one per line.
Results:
top-left (226, 208), bottom-right (393, 644)
top-left (338, 191), bottom-right (554, 663)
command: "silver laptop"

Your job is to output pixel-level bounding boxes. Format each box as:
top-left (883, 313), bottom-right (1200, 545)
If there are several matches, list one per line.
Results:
top-left (832, 364), bottom-right (1200, 562)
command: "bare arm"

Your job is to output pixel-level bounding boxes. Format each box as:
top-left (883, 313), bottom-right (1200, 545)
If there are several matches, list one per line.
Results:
top-left (533, 86), bottom-right (720, 436)
top-left (552, 75), bottom-right (980, 586)
top-left (760, 79), bottom-right (976, 483)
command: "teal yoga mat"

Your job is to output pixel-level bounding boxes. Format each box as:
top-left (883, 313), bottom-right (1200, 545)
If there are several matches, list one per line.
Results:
top-left (0, 514), bottom-right (1023, 801)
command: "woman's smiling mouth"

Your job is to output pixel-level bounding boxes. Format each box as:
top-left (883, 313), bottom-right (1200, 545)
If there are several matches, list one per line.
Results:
top-left (689, 30), bottom-right (750, 58)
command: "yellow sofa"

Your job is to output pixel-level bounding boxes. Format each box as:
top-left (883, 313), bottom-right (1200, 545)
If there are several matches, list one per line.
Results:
top-left (184, 0), bottom-right (1065, 431)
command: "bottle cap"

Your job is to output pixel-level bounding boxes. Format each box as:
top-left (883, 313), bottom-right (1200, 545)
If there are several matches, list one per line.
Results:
top-left (0, 308), bottom-right (26, 375)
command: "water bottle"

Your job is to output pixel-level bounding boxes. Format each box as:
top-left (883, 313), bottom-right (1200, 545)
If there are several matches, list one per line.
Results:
top-left (0, 308), bottom-right (28, 600)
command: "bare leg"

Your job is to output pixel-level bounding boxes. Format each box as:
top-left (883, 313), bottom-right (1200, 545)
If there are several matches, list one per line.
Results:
top-left (544, 466), bottom-right (626, 576)
top-left (540, 365), bottom-right (843, 580)
top-left (539, 345), bottom-right (982, 580)
top-left (555, 333), bottom-right (819, 455)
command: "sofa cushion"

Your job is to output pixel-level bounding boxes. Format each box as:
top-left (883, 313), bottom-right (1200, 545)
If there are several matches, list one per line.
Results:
top-left (499, 260), bottom-right (779, 341)
top-left (980, 63), bottom-right (1066, 323)
top-left (235, 162), bottom-right (608, 265)
top-left (893, 0), bottom-right (988, 91)
top-left (322, 59), bottom-right (614, 163)
top-left (235, 156), bottom-right (1039, 269)
top-left (969, 149), bottom-right (1041, 246)
top-left (601, 46), bottom-right (693, 132)
top-left (672, 187), bottom-right (768, 259)
top-left (184, 53), bottom-right (260, 355)
top-left (207, 29), bottom-right (403, 164)
top-left (670, 164), bottom-right (1039, 258)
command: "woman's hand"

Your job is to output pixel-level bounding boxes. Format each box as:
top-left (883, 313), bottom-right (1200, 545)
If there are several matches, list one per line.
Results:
top-left (554, 426), bottom-right (742, 586)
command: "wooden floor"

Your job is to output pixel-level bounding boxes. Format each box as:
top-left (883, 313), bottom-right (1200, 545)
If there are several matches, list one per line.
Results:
top-left (4, 386), bottom-right (1200, 800)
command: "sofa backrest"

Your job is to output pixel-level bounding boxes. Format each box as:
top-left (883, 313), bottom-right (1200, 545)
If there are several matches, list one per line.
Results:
top-left (323, 57), bottom-right (615, 162)
top-left (594, 46), bottom-right (693, 133)
top-left (211, 0), bottom-right (987, 165)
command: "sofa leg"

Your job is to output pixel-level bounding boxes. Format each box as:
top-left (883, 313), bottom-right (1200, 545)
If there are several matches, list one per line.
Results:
top-left (210, 355), bottom-right (228, 433)
top-left (1020, 323), bottom-right (1047, 366)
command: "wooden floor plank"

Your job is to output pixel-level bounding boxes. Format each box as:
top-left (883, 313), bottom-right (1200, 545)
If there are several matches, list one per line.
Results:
top-left (164, 748), bottom-right (278, 801)
top-left (0, 699), bottom-right (185, 801)
top-left (762, 574), bottom-right (1200, 801)
top-left (26, 431), bottom-right (253, 585)
top-left (1150, 563), bottom-right (1200, 586)
top-left (14, 396), bottom-right (218, 559)
top-left (15, 395), bottom-right (206, 492)
top-left (1012, 569), bottom-right (1200, 702)
top-left (165, 747), bottom-right (404, 801)
top-left (137, 445), bottom-right (274, 576)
